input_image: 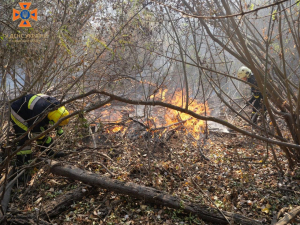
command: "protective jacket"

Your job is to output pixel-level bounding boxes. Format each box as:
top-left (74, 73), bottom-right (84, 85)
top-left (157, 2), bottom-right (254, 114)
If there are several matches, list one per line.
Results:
top-left (246, 74), bottom-right (267, 124)
top-left (10, 94), bottom-right (67, 167)
top-left (247, 74), bottom-right (262, 105)
top-left (11, 94), bottom-right (60, 133)
top-left (10, 93), bottom-right (65, 150)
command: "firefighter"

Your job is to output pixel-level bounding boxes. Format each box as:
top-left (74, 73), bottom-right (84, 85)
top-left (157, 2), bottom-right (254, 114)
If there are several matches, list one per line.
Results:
top-left (10, 94), bottom-right (70, 167)
top-left (237, 66), bottom-right (265, 123)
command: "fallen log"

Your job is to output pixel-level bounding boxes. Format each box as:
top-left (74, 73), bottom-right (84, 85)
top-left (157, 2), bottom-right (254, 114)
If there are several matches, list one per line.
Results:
top-left (275, 206), bottom-right (300, 225)
top-left (41, 185), bottom-right (98, 218)
top-left (47, 160), bottom-right (262, 225)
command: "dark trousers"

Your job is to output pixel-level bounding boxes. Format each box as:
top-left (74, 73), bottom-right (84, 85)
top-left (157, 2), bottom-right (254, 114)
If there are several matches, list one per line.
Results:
top-left (11, 120), bottom-right (52, 165)
top-left (251, 98), bottom-right (266, 123)
top-left (10, 121), bottom-right (31, 166)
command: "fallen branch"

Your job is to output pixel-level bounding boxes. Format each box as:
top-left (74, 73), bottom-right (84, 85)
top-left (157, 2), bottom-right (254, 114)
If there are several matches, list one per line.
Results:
top-left (275, 206), bottom-right (300, 225)
top-left (5, 185), bottom-right (97, 224)
top-left (150, 118), bottom-right (192, 131)
top-left (0, 166), bottom-right (13, 194)
top-left (47, 160), bottom-right (262, 225)
top-left (41, 185), bottom-right (98, 218)
top-left (5, 214), bottom-right (51, 225)
top-left (0, 169), bottom-right (24, 223)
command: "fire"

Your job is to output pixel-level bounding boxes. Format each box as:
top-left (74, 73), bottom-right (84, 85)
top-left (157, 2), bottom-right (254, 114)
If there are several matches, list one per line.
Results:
top-left (100, 110), bottom-right (122, 122)
top-left (96, 89), bottom-right (209, 138)
top-left (149, 89), bottom-right (167, 101)
top-left (112, 126), bottom-right (123, 133)
top-left (106, 125), bottom-right (126, 134)
top-left (97, 106), bottom-right (127, 134)
top-left (163, 90), bottom-right (210, 140)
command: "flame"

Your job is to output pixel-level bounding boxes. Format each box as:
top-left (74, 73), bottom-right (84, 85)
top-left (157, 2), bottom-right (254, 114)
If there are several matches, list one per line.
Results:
top-left (163, 90), bottom-right (210, 140)
top-left (99, 109), bottom-right (123, 122)
top-left (97, 106), bottom-right (127, 134)
top-left (107, 125), bottom-right (124, 134)
top-left (96, 89), bottom-right (209, 138)
top-left (149, 89), bottom-right (168, 100)
top-left (105, 124), bottom-right (128, 134)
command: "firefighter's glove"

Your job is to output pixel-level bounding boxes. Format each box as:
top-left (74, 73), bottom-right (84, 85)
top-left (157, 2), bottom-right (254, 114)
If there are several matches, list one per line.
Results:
top-left (56, 126), bottom-right (64, 136)
top-left (37, 136), bottom-right (53, 147)
top-left (44, 136), bottom-right (53, 147)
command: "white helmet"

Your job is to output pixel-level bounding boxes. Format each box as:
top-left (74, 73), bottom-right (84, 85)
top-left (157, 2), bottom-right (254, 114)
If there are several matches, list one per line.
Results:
top-left (237, 66), bottom-right (252, 79)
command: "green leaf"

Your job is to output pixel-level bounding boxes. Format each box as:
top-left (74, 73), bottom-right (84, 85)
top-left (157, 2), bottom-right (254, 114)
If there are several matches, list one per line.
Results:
top-left (272, 10), bottom-right (277, 21)
top-left (86, 37), bottom-right (90, 48)
top-left (59, 35), bottom-right (71, 54)
top-left (250, 4), bottom-right (254, 10)
top-left (92, 36), bottom-right (113, 54)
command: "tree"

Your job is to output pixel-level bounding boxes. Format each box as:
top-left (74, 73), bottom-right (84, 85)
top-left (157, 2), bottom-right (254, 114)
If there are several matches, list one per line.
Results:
top-left (138, 0), bottom-right (300, 168)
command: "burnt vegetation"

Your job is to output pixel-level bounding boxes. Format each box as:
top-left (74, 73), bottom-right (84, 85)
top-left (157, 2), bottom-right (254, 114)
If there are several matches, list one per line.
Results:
top-left (1, 0), bottom-right (300, 224)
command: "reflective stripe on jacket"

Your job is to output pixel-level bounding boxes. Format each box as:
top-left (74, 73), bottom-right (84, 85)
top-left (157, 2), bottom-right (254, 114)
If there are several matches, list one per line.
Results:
top-left (11, 108), bottom-right (28, 131)
top-left (28, 94), bottom-right (49, 110)
top-left (10, 94), bottom-right (60, 132)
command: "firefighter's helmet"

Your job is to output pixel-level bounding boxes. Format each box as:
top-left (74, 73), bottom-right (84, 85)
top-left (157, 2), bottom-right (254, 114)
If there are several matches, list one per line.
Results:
top-left (237, 66), bottom-right (252, 79)
top-left (48, 106), bottom-right (70, 126)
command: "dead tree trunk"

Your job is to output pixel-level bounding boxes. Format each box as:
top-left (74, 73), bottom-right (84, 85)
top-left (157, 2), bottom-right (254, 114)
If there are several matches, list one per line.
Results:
top-left (47, 160), bottom-right (262, 225)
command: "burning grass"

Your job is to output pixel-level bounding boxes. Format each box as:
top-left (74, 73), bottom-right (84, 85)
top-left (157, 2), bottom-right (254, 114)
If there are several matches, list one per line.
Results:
top-left (98, 89), bottom-right (210, 141)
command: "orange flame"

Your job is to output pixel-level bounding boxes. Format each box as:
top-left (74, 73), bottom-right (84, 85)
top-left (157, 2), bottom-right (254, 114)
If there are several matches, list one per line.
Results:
top-left (150, 89), bottom-right (168, 101)
top-left (98, 89), bottom-right (209, 137)
top-left (112, 126), bottom-right (123, 133)
top-left (163, 90), bottom-right (210, 140)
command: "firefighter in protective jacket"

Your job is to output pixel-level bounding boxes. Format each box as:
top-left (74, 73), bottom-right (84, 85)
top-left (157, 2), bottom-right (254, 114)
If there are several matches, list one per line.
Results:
top-left (10, 94), bottom-right (70, 166)
top-left (237, 66), bottom-right (265, 123)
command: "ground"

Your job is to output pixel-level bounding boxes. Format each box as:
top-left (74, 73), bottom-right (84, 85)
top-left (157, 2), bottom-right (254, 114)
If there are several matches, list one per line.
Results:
top-left (6, 116), bottom-right (300, 225)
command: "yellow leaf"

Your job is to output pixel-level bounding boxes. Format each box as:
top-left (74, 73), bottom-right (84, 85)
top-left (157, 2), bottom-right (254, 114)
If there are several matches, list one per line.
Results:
top-left (266, 203), bottom-right (272, 209)
top-left (262, 208), bottom-right (269, 214)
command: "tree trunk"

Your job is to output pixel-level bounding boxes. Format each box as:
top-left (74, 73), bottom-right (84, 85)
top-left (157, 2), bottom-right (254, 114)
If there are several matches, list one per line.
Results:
top-left (47, 160), bottom-right (262, 225)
